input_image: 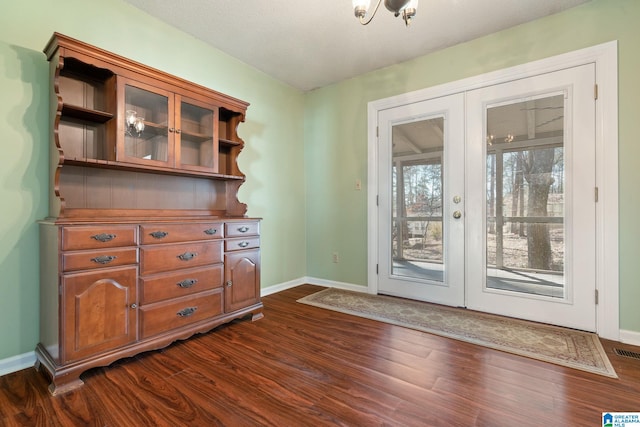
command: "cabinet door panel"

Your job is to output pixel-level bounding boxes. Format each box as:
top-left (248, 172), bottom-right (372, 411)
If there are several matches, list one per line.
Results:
top-left (62, 266), bottom-right (137, 363)
top-left (224, 249), bottom-right (260, 313)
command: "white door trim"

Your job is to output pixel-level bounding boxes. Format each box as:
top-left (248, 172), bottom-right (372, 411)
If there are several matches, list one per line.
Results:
top-left (367, 41), bottom-right (619, 340)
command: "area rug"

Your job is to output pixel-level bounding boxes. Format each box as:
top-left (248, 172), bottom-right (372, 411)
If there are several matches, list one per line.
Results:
top-left (297, 288), bottom-right (617, 378)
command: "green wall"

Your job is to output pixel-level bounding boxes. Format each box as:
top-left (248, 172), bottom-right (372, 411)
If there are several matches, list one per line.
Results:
top-left (304, 0), bottom-right (640, 332)
top-left (1, 0), bottom-right (639, 362)
top-left (0, 0), bottom-right (306, 359)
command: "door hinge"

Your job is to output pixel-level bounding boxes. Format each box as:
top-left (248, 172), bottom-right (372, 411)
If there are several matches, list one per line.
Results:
top-left (376, 264), bottom-right (379, 274)
top-left (594, 84), bottom-right (598, 100)
top-left (376, 195), bottom-right (379, 206)
top-left (595, 187), bottom-right (599, 202)
top-left (595, 289), bottom-right (599, 305)
top-left (376, 126), bottom-right (379, 137)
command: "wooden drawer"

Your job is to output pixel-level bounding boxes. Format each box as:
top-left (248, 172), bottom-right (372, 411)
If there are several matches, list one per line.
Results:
top-left (140, 241), bottom-right (223, 275)
top-left (62, 225), bottom-right (138, 250)
top-left (63, 247), bottom-right (138, 272)
top-left (139, 222), bottom-right (223, 244)
top-left (225, 237), bottom-right (260, 252)
top-left (140, 265), bottom-right (224, 304)
top-left (225, 221), bottom-right (260, 238)
top-left (139, 288), bottom-right (224, 339)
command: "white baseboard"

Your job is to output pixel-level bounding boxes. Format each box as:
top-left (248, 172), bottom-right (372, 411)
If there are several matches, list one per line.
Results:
top-left (261, 276), bottom-right (369, 297)
top-left (303, 276), bottom-right (370, 293)
top-left (0, 351), bottom-right (36, 377)
top-left (261, 277), bottom-right (308, 296)
top-left (619, 329), bottom-right (640, 347)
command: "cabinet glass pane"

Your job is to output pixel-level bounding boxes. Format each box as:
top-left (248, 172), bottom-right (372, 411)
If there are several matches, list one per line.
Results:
top-left (124, 85), bottom-right (169, 162)
top-left (180, 101), bottom-right (215, 168)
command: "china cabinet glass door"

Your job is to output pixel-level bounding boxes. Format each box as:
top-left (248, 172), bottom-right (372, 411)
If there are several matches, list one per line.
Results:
top-left (118, 79), bottom-right (174, 167)
top-left (176, 96), bottom-right (218, 173)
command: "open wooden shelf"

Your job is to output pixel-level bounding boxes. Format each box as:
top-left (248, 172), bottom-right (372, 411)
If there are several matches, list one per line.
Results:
top-left (62, 104), bottom-right (113, 123)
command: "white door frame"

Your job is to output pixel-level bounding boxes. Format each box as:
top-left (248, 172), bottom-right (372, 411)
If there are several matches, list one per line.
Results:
top-left (367, 41), bottom-right (619, 340)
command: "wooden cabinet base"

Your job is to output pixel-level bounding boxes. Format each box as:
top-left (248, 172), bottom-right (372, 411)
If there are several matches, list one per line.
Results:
top-left (35, 303), bottom-right (263, 395)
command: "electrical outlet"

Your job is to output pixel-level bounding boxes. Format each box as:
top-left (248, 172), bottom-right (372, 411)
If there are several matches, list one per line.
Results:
top-left (355, 179), bottom-right (362, 190)
top-left (332, 252), bottom-right (339, 263)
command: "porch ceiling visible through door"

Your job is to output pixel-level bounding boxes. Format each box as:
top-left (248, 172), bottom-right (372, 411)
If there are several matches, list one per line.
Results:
top-left (393, 96), bottom-right (564, 156)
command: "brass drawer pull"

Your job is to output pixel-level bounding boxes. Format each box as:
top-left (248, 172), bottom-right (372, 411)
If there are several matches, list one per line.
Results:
top-left (177, 278), bottom-right (198, 288)
top-left (150, 231), bottom-right (168, 239)
top-left (178, 252), bottom-right (198, 261)
top-left (91, 255), bottom-right (117, 264)
top-left (91, 233), bottom-right (116, 243)
top-left (237, 226), bottom-right (250, 233)
top-left (177, 307), bottom-right (197, 317)
top-left (204, 228), bottom-right (218, 235)
top-left (238, 241), bottom-right (250, 248)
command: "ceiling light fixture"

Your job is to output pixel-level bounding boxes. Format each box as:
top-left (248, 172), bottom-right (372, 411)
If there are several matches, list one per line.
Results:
top-left (353, 0), bottom-right (418, 26)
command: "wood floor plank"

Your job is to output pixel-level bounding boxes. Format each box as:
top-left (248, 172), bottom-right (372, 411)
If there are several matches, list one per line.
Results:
top-left (1, 284), bottom-right (639, 426)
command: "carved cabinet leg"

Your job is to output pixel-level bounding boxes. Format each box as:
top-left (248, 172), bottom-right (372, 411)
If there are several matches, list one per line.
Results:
top-left (48, 375), bottom-right (85, 396)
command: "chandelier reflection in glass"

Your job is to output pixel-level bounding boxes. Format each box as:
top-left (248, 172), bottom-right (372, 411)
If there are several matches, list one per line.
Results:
top-left (353, 0), bottom-right (418, 26)
top-left (125, 110), bottom-right (145, 137)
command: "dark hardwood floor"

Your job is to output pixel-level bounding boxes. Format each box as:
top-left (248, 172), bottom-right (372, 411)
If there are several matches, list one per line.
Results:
top-left (1, 284), bottom-right (640, 426)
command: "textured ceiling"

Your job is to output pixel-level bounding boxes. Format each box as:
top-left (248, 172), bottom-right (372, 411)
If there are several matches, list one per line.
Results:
top-left (122, 0), bottom-right (591, 92)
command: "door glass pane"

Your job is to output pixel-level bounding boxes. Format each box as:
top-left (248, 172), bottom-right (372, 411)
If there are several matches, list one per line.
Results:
top-left (124, 85), bottom-right (169, 162)
top-left (486, 95), bottom-right (565, 298)
top-left (180, 101), bottom-right (215, 169)
top-left (391, 117), bottom-right (444, 282)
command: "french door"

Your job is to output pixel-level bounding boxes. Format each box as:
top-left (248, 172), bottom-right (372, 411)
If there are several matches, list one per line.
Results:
top-left (377, 64), bottom-right (597, 331)
top-left (465, 64), bottom-right (596, 331)
top-left (378, 94), bottom-right (465, 307)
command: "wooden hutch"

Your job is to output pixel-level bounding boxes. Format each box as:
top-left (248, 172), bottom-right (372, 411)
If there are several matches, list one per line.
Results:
top-left (36, 33), bottom-right (262, 395)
